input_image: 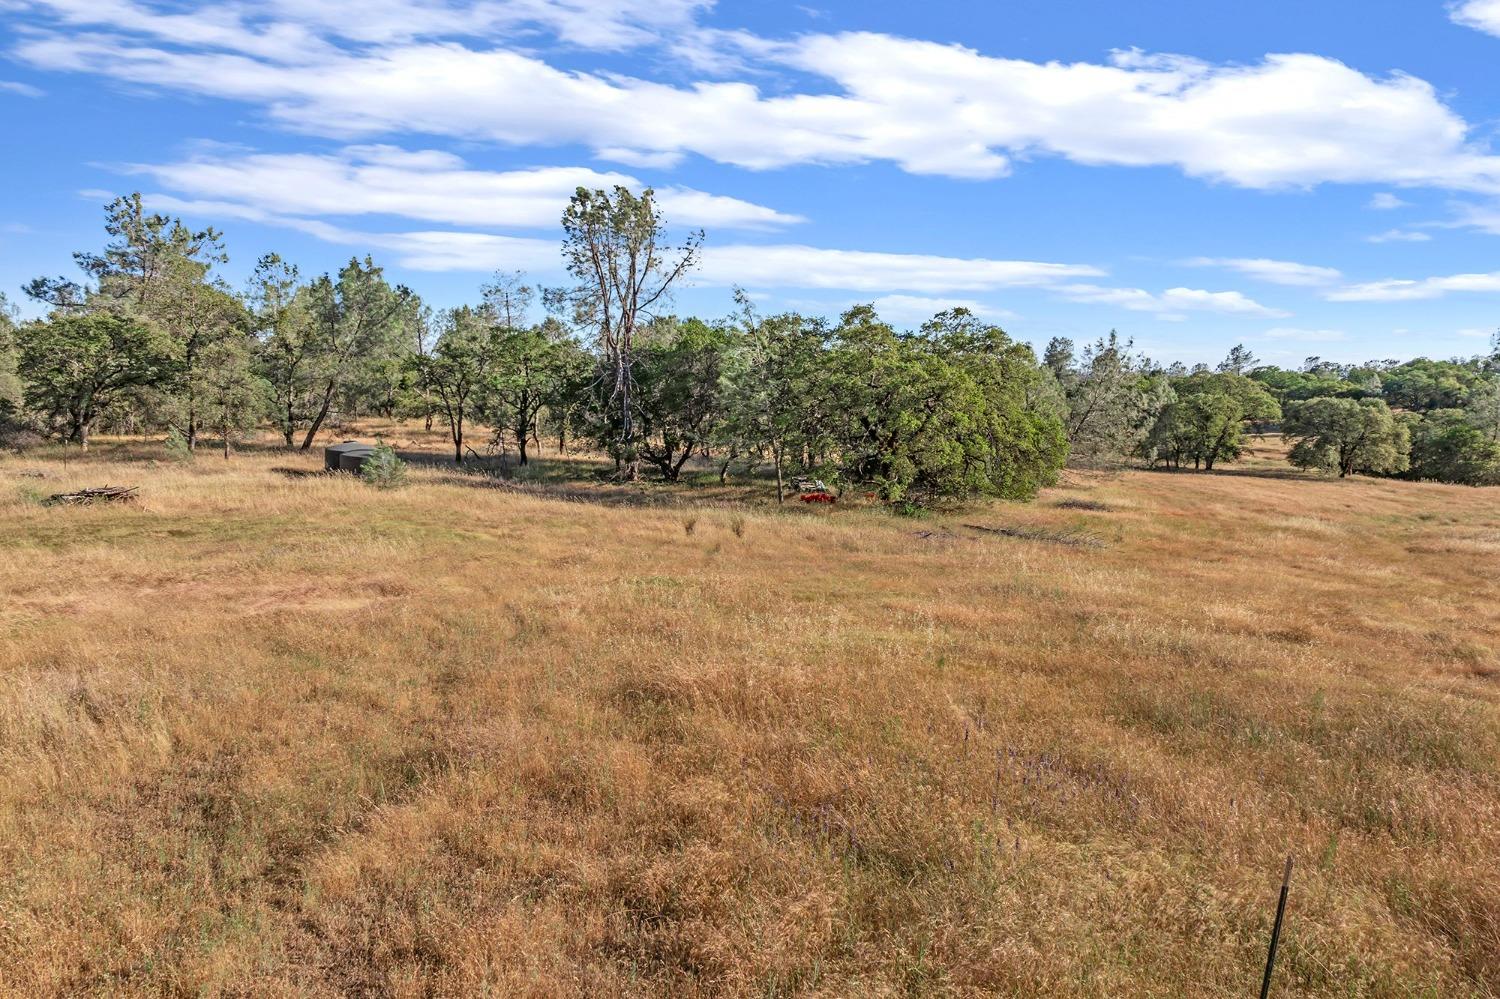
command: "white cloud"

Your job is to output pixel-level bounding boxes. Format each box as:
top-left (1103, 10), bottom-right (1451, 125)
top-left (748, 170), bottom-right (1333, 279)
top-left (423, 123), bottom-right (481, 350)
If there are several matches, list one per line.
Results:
top-left (12, 6), bottom-right (1500, 191)
top-left (1447, 201), bottom-right (1500, 235)
top-left (1458, 327), bottom-right (1495, 338)
top-left (1262, 327), bottom-right (1349, 341)
top-left (1451, 0), bottom-right (1500, 37)
top-left (0, 79), bottom-right (44, 96)
top-left (868, 294), bottom-right (1017, 324)
top-left (1056, 283), bottom-right (1289, 318)
top-left (132, 193), bottom-right (555, 270)
top-left (1326, 271), bottom-right (1500, 302)
top-left (10, 0), bottom-right (713, 54)
top-left (149, 196), bottom-right (1108, 286)
top-left (127, 145), bottom-right (803, 230)
top-left (694, 244), bottom-right (1102, 292)
top-left (1366, 228), bottom-right (1432, 243)
top-left (1367, 191), bottom-right (1409, 210)
top-left (1185, 256), bottom-right (1342, 286)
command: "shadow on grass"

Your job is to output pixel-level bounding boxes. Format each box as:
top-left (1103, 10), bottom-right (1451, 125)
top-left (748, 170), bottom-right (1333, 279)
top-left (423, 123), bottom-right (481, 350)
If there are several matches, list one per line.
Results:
top-left (15, 434), bottom-right (865, 516)
top-left (1139, 462), bottom-right (1314, 482)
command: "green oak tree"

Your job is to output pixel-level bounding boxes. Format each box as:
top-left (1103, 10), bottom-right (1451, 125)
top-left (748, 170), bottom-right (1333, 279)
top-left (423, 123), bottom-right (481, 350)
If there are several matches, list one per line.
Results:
top-left (410, 306), bottom-right (496, 464)
top-left (1283, 397), bottom-right (1411, 477)
top-left (16, 312), bottom-right (172, 449)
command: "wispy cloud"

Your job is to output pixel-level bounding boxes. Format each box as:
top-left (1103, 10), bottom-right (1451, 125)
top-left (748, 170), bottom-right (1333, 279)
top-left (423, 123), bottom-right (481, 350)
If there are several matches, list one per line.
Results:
top-left (696, 245), bottom-right (1102, 293)
top-left (1366, 228), bottom-right (1432, 243)
top-left (869, 294), bottom-right (1017, 324)
top-left (1451, 0), bottom-right (1500, 38)
top-left (1326, 270), bottom-right (1500, 302)
top-left (11, 2), bottom-right (1500, 191)
top-left (128, 144), bottom-right (804, 231)
top-left (1056, 283), bottom-right (1289, 319)
top-left (1184, 257), bottom-right (1342, 286)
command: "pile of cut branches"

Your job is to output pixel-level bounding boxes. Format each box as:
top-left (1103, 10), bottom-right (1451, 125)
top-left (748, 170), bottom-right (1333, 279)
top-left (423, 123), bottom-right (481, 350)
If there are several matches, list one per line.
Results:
top-left (44, 485), bottom-right (138, 506)
top-left (963, 522), bottom-right (1104, 548)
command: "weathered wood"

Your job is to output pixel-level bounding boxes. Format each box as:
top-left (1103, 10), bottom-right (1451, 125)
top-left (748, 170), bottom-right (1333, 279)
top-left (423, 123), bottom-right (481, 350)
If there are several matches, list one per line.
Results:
top-left (43, 485), bottom-right (138, 506)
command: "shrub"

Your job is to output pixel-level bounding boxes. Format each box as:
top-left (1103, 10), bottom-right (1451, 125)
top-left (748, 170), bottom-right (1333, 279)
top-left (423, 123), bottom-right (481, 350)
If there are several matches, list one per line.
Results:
top-left (163, 428), bottom-right (194, 463)
top-left (360, 443), bottom-right (408, 489)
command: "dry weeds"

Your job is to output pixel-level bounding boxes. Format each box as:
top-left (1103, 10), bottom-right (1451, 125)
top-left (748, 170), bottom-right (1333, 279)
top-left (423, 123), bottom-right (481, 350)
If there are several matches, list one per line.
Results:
top-left (0, 431), bottom-right (1497, 996)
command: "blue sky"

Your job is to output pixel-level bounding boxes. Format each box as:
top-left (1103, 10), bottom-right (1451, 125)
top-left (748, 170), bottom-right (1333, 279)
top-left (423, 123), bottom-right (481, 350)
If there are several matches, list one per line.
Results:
top-left (3, 0), bottom-right (1500, 365)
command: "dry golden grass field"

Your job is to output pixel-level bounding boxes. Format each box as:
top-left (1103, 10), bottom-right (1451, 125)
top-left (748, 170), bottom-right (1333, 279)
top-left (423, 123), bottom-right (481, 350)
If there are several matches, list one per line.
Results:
top-left (2, 428), bottom-right (1498, 997)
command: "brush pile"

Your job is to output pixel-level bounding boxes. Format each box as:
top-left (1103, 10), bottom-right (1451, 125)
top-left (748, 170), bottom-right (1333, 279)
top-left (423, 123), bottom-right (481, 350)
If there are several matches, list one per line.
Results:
top-left (43, 485), bottom-right (138, 506)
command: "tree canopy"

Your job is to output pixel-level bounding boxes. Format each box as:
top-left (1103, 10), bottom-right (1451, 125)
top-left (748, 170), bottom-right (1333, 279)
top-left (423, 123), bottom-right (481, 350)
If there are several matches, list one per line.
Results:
top-left (6, 190), bottom-right (1500, 493)
top-left (1283, 397), bottom-right (1411, 478)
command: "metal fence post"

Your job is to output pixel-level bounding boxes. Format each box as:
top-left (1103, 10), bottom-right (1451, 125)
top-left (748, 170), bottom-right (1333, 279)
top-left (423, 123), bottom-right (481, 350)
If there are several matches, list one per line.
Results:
top-left (1259, 856), bottom-right (1294, 999)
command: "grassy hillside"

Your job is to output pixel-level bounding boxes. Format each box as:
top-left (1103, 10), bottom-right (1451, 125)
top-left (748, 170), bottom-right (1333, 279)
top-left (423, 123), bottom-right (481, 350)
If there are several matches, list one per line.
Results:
top-left (1, 432), bottom-right (1498, 996)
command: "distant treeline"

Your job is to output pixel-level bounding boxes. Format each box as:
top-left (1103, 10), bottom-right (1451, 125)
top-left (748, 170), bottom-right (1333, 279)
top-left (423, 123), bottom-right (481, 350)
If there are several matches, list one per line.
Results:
top-left (2, 191), bottom-right (1497, 499)
top-left (1045, 334), bottom-right (1500, 484)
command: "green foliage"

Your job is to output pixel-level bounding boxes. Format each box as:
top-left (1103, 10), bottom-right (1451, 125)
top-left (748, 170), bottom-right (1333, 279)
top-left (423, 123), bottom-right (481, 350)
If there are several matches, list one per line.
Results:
top-left (1404, 410), bottom-right (1500, 485)
top-left (809, 306), bottom-right (1065, 502)
top-left (1216, 343), bottom-right (1259, 375)
top-left (410, 306), bottom-right (497, 463)
top-left (1140, 372), bottom-right (1280, 471)
top-left (11, 188), bottom-right (1500, 495)
top-left (716, 303), bottom-right (830, 499)
top-left (25, 194), bottom-right (244, 449)
top-left (300, 257), bottom-right (419, 449)
top-left (197, 333), bottom-right (267, 458)
top-left (1379, 358), bottom-right (1478, 412)
top-left (1054, 331), bottom-right (1170, 464)
top-left (249, 254), bottom-right (318, 448)
top-left (0, 293), bottom-right (21, 421)
top-left (16, 311), bottom-right (173, 447)
top-left (164, 281), bottom-right (250, 450)
top-left (485, 319), bottom-right (583, 467)
top-left (560, 186), bottom-right (702, 477)
top-left (26, 193), bottom-right (224, 314)
top-left (629, 317), bottom-right (733, 481)
top-left (1462, 376), bottom-right (1500, 442)
top-left (1283, 397), bottom-right (1411, 478)
top-left (1249, 366), bottom-right (1364, 404)
top-left (163, 426), bottom-right (194, 463)
top-left (359, 442), bottom-right (408, 489)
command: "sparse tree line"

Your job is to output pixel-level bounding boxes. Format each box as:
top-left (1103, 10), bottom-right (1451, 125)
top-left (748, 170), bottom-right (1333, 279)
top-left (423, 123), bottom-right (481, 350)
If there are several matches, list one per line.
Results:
top-left (1041, 333), bottom-right (1500, 484)
top-left (2, 190), bottom-right (1498, 500)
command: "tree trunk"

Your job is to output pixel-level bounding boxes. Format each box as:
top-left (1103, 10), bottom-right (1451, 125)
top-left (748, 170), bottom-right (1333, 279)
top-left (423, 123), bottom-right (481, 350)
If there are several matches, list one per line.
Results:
top-left (516, 429), bottom-right (529, 466)
top-left (301, 379), bottom-right (336, 451)
top-left (773, 441), bottom-right (785, 504)
top-left (452, 415), bottom-right (464, 464)
top-left (618, 364), bottom-right (638, 481)
top-left (670, 446), bottom-right (695, 482)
